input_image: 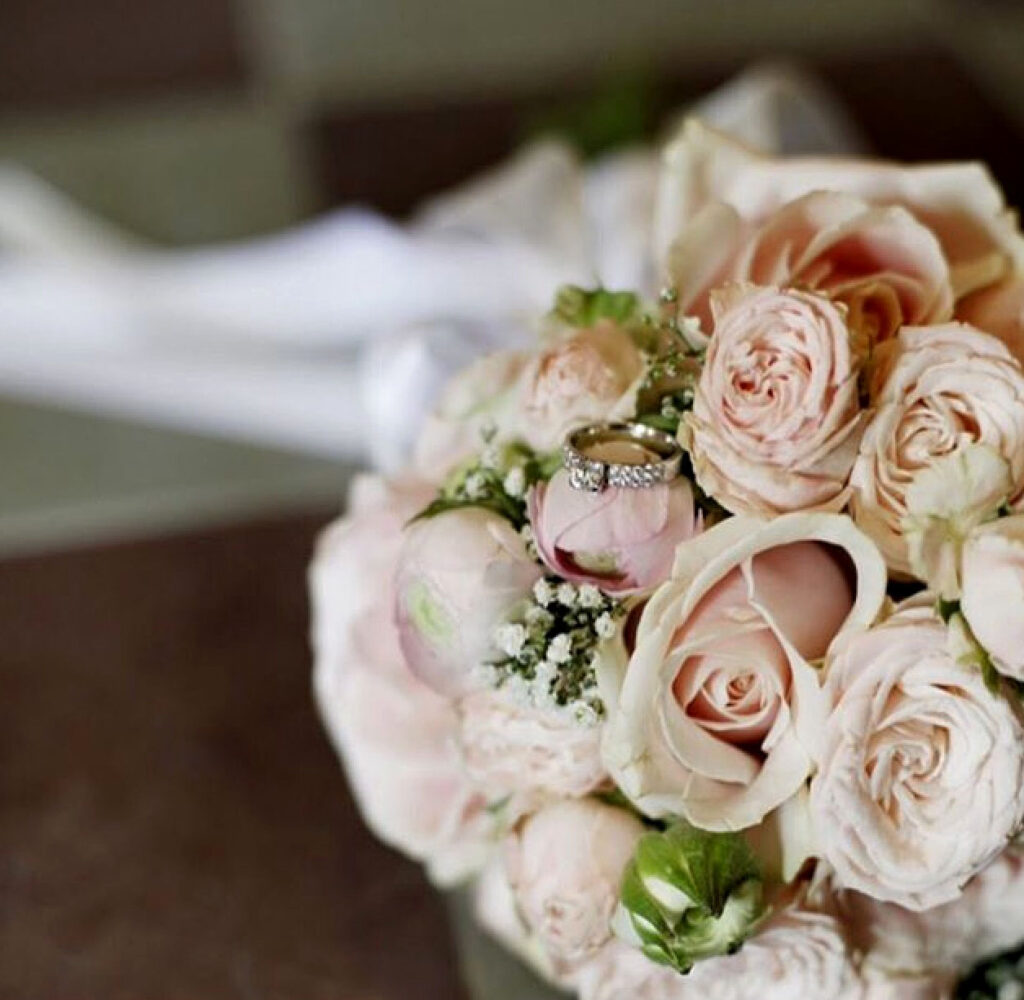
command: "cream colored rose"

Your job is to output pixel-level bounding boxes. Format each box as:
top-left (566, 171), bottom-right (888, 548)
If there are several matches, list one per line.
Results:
top-left (518, 320), bottom-right (643, 451)
top-left (962, 845), bottom-right (1024, 962)
top-left (839, 889), bottom-right (982, 981)
top-left (655, 119), bottom-right (1024, 306)
top-left (811, 602), bottom-right (1024, 911)
top-left (850, 323), bottom-right (1024, 576)
top-left (311, 476), bottom-right (491, 885)
top-left (505, 799), bottom-right (645, 974)
top-left (472, 857), bottom-right (573, 990)
top-left (840, 846), bottom-right (1024, 981)
top-left (602, 512), bottom-right (887, 831)
top-left (681, 901), bottom-right (865, 1000)
top-left (413, 349), bottom-right (529, 479)
top-left (862, 976), bottom-right (955, 1000)
top-left (458, 689), bottom-right (606, 807)
top-left (961, 516), bottom-right (1024, 681)
top-left (573, 941), bottom-right (695, 1000)
top-left (683, 284), bottom-right (863, 516)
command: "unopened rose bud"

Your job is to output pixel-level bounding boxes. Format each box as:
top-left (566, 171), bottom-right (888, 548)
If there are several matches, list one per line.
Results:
top-left (613, 821), bottom-right (766, 974)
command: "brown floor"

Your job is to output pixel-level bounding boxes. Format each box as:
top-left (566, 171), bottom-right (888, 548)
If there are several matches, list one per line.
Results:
top-left (0, 511), bottom-right (468, 1000)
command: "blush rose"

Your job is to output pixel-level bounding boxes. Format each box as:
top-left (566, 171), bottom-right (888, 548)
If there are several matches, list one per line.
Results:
top-left (602, 512), bottom-right (887, 830)
top-left (310, 476), bottom-right (490, 885)
top-left (810, 601), bottom-right (1024, 910)
top-left (683, 284), bottom-right (863, 516)
top-left (528, 468), bottom-right (701, 594)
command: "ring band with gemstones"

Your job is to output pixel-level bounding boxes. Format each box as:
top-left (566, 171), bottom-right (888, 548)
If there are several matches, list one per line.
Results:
top-left (563, 421), bottom-right (684, 493)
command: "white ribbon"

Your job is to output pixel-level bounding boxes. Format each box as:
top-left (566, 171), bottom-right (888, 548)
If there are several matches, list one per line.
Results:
top-left (0, 62), bottom-right (862, 468)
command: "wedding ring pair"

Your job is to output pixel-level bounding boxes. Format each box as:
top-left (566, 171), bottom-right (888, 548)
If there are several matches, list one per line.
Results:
top-left (562, 422), bottom-right (683, 493)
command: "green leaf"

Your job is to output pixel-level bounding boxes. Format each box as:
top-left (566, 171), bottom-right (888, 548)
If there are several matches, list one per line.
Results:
top-left (410, 492), bottom-right (524, 528)
top-left (616, 821), bottom-right (766, 975)
top-left (553, 285), bottom-right (641, 328)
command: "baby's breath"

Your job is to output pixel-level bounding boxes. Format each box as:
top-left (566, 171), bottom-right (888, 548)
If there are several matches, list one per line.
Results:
top-left (487, 575), bottom-right (625, 725)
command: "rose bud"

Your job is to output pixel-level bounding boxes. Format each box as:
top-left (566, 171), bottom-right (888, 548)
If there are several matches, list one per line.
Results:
top-left (960, 515), bottom-right (1024, 681)
top-left (504, 799), bottom-right (645, 976)
top-left (311, 476), bottom-right (490, 884)
top-left (682, 285), bottom-right (864, 517)
top-left (394, 507), bottom-right (542, 697)
top-left (528, 469), bottom-right (702, 595)
top-left (612, 820), bottom-right (765, 974)
top-left (518, 321), bottom-right (644, 452)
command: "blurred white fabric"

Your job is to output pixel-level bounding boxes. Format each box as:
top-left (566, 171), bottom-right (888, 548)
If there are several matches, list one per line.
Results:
top-left (0, 62), bottom-right (863, 469)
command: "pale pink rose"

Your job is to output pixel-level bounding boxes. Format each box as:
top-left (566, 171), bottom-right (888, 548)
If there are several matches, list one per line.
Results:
top-left (840, 846), bottom-right (1024, 982)
top-left (413, 349), bottom-right (529, 481)
top-left (839, 845), bottom-right (1024, 985)
top-left (962, 845), bottom-right (1024, 961)
top-left (459, 688), bottom-right (607, 805)
top-left (681, 900), bottom-right (865, 1000)
top-left (959, 276), bottom-right (1024, 364)
top-left (683, 285), bottom-right (863, 516)
top-left (394, 507), bottom-right (542, 697)
top-left (961, 516), bottom-right (1024, 680)
top-left (672, 192), bottom-right (954, 344)
top-left (810, 602), bottom-right (1024, 911)
top-left (603, 513), bottom-right (887, 830)
top-left (656, 119), bottom-right (1024, 307)
top-left (528, 469), bottom-right (701, 594)
top-left (573, 941), bottom-right (695, 1000)
top-left (310, 476), bottom-right (490, 885)
top-left (839, 889), bottom-right (982, 981)
top-left (504, 799), bottom-right (645, 974)
top-left (850, 323), bottom-right (1024, 576)
top-left (518, 321), bottom-right (644, 451)
top-left (862, 976), bottom-right (955, 1000)
top-left (473, 858), bottom-right (574, 989)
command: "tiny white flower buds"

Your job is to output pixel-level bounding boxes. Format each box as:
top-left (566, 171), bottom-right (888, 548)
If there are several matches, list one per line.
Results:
top-left (556, 582), bottom-right (577, 607)
top-left (494, 623), bottom-right (528, 658)
top-left (547, 633), bottom-right (573, 665)
top-left (503, 466), bottom-right (527, 498)
top-left (533, 578), bottom-right (554, 607)
top-left (595, 613), bottom-right (617, 640)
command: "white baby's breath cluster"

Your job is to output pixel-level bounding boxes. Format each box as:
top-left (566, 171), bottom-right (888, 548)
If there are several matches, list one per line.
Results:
top-left (484, 576), bottom-right (624, 726)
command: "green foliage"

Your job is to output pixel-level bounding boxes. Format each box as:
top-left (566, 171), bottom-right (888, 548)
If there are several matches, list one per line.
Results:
top-left (553, 285), bottom-right (642, 329)
top-left (523, 72), bottom-right (655, 159)
top-left (957, 943), bottom-right (1024, 999)
top-left (617, 821), bottom-right (766, 975)
top-left (411, 440), bottom-right (561, 529)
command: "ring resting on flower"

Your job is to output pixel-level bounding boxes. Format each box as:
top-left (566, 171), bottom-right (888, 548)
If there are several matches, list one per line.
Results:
top-left (563, 422), bottom-right (683, 493)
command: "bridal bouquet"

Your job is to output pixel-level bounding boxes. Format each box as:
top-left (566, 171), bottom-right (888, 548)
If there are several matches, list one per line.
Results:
top-left (311, 121), bottom-right (1024, 1000)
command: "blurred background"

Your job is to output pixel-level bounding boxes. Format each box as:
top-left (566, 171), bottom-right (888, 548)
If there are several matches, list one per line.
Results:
top-left (1, 0), bottom-right (1023, 553)
top-left (2, 2), bottom-right (1024, 998)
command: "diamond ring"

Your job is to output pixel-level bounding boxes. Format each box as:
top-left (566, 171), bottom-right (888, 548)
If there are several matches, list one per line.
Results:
top-left (563, 422), bottom-right (683, 493)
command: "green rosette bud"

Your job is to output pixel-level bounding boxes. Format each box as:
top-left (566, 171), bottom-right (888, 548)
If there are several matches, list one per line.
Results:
top-left (613, 820), bottom-right (766, 975)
